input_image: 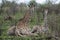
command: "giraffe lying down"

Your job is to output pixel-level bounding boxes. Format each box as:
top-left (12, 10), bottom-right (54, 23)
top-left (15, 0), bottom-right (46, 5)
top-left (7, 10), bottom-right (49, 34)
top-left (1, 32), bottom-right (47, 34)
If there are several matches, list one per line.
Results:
top-left (7, 25), bottom-right (37, 36)
top-left (31, 25), bottom-right (49, 34)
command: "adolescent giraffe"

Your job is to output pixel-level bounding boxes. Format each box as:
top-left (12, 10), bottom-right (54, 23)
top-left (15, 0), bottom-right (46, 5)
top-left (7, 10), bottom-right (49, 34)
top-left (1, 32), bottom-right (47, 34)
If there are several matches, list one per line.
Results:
top-left (15, 8), bottom-right (37, 36)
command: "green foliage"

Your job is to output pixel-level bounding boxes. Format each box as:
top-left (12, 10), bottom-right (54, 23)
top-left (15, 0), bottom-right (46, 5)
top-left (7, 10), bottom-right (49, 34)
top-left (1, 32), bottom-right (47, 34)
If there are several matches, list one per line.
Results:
top-left (0, 36), bottom-right (50, 40)
top-left (48, 13), bottom-right (60, 35)
top-left (0, 0), bottom-right (60, 40)
top-left (28, 0), bottom-right (37, 7)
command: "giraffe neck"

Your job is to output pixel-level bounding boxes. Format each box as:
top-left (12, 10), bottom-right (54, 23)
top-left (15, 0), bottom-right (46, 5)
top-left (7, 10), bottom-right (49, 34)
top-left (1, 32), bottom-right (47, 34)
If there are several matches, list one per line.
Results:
top-left (17, 7), bottom-right (34, 27)
top-left (22, 8), bottom-right (33, 24)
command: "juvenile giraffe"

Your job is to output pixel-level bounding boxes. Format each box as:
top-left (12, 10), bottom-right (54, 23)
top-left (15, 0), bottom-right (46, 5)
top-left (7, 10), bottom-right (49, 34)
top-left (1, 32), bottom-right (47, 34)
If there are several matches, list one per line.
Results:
top-left (15, 8), bottom-right (37, 36)
top-left (7, 9), bottom-right (31, 36)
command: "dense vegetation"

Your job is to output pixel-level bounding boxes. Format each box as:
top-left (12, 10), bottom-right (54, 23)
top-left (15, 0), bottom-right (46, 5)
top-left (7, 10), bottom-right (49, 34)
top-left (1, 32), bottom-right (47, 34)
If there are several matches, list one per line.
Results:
top-left (0, 0), bottom-right (60, 40)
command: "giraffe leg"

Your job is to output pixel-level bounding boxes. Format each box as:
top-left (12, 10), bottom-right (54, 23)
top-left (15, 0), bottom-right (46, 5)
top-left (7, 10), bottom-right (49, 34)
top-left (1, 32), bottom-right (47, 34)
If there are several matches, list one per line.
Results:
top-left (15, 29), bottom-right (23, 37)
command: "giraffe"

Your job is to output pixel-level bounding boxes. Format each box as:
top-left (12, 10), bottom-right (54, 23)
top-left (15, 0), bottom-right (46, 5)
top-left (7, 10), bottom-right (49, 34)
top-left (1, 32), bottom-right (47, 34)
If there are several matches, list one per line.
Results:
top-left (15, 10), bottom-right (30, 35)
top-left (31, 8), bottom-right (49, 35)
top-left (7, 9), bottom-right (31, 36)
top-left (15, 8), bottom-right (37, 36)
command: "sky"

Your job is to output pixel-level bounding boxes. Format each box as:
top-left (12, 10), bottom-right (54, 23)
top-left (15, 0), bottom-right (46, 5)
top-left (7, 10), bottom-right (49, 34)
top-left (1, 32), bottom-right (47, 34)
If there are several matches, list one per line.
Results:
top-left (15, 0), bottom-right (46, 4)
top-left (0, 0), bottom-right (60, 4)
